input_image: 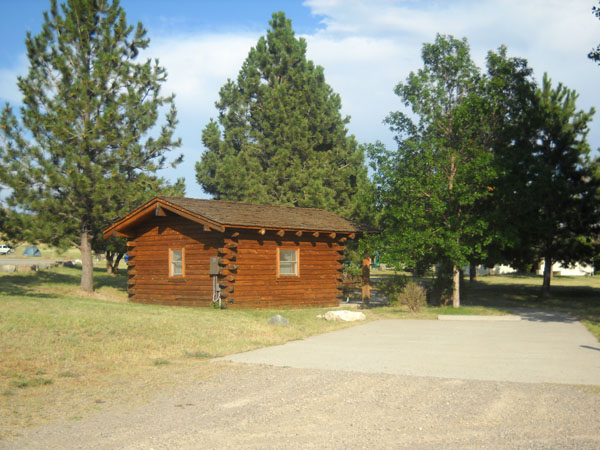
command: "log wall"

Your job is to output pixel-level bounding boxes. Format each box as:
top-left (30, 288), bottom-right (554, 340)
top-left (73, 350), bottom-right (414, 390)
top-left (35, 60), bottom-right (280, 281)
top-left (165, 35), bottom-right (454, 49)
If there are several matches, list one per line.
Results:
top-left (226, 229), bottom-right (344, 308)
top-left (127, 216), bottom-right (223, 306)
top-left (127, 217), bottom-right (345, 308)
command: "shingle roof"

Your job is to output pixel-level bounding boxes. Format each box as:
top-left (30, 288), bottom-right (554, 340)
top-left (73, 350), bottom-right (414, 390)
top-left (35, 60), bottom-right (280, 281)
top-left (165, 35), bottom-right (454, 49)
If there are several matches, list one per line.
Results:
top-left (158, 196), bottom-right (372, 233)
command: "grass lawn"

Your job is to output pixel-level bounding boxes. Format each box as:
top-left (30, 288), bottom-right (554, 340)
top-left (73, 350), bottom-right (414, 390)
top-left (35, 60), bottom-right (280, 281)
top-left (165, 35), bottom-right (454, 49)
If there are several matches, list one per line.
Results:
top-left (0, 267), bottom-right (360, 437)
top-left (1, 266), bottom-right (598, 437)
top-left (371, 270), bottom-right (600, 340)
top-left (467, 274), bottom-right (600, 339)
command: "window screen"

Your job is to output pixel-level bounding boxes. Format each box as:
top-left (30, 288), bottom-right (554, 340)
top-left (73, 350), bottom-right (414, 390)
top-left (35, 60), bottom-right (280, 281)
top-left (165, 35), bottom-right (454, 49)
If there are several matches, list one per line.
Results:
top-left (170, 249), bottom-right (183, 277)
top-left (279, 249), bottom-right (298, 276)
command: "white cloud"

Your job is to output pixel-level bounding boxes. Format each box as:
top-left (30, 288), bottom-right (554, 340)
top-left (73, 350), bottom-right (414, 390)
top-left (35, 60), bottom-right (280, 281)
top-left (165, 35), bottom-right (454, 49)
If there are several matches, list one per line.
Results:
top-left (142, 32), bottom-right (260, 198)
top-left (145, 0), bottom-right (600, 196)
top-left (0, 55), bottom-right (27, 105)
top-left (5, 1), bottom-right (597, 198)
top-left (149, 33), bottom-right (260, 117)
top-left (301, 0), bottom-right (600, 149)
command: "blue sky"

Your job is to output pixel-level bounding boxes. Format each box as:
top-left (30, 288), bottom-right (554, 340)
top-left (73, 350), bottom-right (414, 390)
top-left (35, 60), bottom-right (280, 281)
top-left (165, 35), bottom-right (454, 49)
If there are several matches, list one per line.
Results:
top-left (1, 0), bottom-right (599, 199)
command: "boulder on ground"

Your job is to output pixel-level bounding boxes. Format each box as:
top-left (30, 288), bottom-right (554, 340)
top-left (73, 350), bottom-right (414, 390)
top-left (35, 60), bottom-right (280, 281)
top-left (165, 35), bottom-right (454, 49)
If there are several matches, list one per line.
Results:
top-left (318, 310), bottom-right (366, 322)
top-left (268, 314), bottom-right (290, 327)
top-left (1, 265), bottom-right (16, 273)
top-left (17, 264), bottom-right (38, 273)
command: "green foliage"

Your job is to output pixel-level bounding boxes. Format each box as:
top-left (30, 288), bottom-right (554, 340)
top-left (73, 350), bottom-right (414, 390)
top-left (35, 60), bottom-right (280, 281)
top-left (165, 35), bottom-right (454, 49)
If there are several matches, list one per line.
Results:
top-left (428, 263), bottom-right (455, 306)
top-left (195, 12), bottom-right (368, 218)
top-left (379, 276), bottom-right (426, 312)
top-left (369, 35), bottom-right (497, 304)
top-left (377, 274), bottom-right (407, 304)
top-left (0, 0), bottom-right (183, 290)
top-left (501, 75), bottom-right (599, 296)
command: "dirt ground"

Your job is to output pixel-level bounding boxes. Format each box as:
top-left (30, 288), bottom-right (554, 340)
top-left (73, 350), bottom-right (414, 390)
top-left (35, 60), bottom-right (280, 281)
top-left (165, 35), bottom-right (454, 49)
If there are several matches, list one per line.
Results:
top-left (2, 362), bottom-right (599, 449)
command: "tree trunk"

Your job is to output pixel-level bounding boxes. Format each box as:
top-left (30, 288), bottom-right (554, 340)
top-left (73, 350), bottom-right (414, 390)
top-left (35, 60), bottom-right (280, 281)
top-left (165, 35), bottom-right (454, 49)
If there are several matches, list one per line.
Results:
top-left (361, 256), bottom-right (371, 309)
top-left (469, 263), bottom-right (477, 282)
top-left (452, 264), bottom-right (460, 308)
top-left (112, 252), bottom-right (124, 275)
top-left (542, 254), bottom-right (552, 298)
top-left (105, 251), bottom-right (123, 275)
top-left (106, 251), bottom-right (115, 275)
top-left (80, 231), bottom-right (94, 292)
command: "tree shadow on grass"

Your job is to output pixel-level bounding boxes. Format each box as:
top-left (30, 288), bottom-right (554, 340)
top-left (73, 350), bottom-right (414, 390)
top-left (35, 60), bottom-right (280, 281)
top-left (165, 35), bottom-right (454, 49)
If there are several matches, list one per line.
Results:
top-left (463, 279), bottom-right (600, 325)
top-left (0, 266), bottom-right (127, 299)
top-left (92, 267), bottom-right (127, 291)
top-left (0, 271), bottom-right (75, 299)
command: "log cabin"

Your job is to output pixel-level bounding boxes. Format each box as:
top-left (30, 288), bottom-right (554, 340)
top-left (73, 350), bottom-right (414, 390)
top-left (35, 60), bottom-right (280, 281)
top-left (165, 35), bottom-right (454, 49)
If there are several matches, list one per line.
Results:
top-left (102, 196), bottom-right (373, 308)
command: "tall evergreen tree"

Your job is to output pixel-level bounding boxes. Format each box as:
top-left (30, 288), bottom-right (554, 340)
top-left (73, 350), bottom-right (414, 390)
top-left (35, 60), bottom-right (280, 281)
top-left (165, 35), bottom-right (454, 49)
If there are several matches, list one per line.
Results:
top-left (507, 74), bottom-right (599, 297)
top-left (196, 12), bottom-right (367, 218)
top-left (0, 0), bottom-right (182, 291)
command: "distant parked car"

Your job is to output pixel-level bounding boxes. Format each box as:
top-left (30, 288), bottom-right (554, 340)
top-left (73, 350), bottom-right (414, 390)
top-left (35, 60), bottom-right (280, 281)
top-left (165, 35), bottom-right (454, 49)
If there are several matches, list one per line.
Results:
top-left (0, 245), bottom-right (14, 255)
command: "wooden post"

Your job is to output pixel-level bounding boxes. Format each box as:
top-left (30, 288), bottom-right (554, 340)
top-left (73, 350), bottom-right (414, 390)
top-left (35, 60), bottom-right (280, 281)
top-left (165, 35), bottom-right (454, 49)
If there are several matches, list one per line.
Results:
top-left (361, 256), bottom-right (371, 309)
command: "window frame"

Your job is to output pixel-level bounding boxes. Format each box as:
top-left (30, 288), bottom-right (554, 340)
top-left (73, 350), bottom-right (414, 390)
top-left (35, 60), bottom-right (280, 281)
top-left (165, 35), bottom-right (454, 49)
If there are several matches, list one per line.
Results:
top-left (168, 247), bottom-right (185, 278)
top-left (277, 247), bottom-right (300, 278)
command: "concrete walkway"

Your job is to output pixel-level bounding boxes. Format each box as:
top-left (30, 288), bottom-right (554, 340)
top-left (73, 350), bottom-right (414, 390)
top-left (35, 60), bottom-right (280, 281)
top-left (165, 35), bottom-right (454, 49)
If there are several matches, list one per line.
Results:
top-left (222, 310), bottom-right (600, 385)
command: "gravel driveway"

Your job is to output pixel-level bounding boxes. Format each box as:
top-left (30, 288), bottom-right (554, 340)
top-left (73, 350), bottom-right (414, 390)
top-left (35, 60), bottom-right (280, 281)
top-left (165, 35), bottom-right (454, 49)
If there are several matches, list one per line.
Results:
top-left (3, 311), bottom-right (600, 449)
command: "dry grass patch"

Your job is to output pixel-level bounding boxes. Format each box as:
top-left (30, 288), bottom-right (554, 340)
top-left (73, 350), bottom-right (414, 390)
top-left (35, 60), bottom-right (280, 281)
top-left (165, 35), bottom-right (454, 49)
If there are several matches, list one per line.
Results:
top-left (0, 267), bottom-right (361, 437)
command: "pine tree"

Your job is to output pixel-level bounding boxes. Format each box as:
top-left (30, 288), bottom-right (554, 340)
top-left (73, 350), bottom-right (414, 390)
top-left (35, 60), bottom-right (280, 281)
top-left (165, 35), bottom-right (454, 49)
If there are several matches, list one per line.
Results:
top-left (510, 74), bottom-right (599, 297)
top-left (0, 0), bottom-right (182, 291)
top-left (196, 12), bottom-right (367, 218)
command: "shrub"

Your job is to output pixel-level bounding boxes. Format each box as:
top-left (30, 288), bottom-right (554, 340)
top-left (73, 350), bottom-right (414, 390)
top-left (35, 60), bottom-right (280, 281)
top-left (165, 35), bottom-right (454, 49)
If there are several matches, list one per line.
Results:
top-left (378, 274), bottom-right (407, 306)
top-left (398, 281), bottom-right (427, 313)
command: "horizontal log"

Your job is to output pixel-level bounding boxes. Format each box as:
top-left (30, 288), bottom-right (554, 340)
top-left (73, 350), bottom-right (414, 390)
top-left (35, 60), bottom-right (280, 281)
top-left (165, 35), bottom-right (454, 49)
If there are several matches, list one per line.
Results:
top-left (131, 245), bottom-right (220, 253)
top-left (224, 241), bottom-right (238, 249)
top-left (130, 234), bottom-right (219, 243)
top-left (129, 280), bottom-right (216, 288)
top-left (239, 238), bottom-right (340, 248)
top-left (130, 284), bottom-right (213, 291)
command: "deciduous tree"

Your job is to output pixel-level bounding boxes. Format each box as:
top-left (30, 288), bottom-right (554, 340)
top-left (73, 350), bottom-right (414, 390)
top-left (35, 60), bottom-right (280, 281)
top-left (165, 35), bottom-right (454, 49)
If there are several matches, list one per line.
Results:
top-left (369, 34), bottom-right (497, 307)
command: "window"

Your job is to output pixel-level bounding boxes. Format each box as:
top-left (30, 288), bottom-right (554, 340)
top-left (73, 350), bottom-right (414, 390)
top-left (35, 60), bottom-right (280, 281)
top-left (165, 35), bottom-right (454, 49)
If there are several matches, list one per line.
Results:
top-left (169, 248), bottom-right (185, 277)
top-left (278, 248), bottom-right (298, 277)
